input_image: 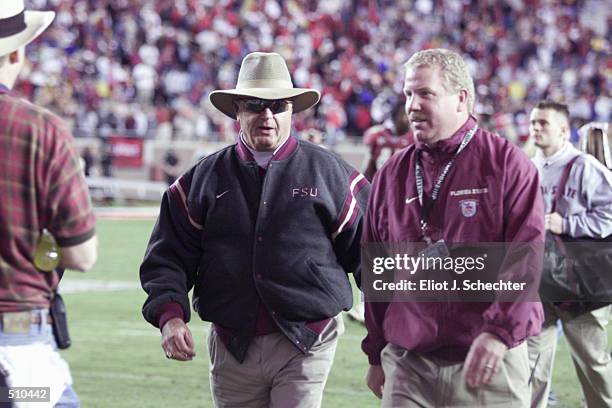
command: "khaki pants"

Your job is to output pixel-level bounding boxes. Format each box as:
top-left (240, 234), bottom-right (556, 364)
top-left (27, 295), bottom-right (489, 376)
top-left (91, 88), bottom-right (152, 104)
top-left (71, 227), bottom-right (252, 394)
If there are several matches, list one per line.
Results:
top-left (380, 342), bottom-right (531, 407)
top-left (208, 316), bottom-right (343, 408)
top-left (527, 304), bottom-right (612, 408)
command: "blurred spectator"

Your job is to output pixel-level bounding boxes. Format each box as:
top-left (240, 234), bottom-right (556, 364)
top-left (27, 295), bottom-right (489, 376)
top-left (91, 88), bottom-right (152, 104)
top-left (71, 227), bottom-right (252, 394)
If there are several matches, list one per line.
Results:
top-left (100, 142), bottom-right (113, 178)
top-left (81, 147), bottom-right (95, 176)
top-left (303, 128), bottom-right (325, 145)
top-left (362, 101), bottom-right (413, 181)
top-left (162, 149), bottom-right (180, 186)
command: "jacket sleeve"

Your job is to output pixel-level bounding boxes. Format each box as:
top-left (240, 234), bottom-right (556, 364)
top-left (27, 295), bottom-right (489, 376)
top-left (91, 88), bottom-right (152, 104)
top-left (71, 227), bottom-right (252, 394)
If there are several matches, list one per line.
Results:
top-left (481, 151), bottom-right (545, 348)
top-left (332, 169), bottom-right (370, 279)
top-left (140, 167), bottom-right (204, 328)
top-left (360, 171), bottom-right (391, 365)
top-left (564, 157), bottom-right (612, 239)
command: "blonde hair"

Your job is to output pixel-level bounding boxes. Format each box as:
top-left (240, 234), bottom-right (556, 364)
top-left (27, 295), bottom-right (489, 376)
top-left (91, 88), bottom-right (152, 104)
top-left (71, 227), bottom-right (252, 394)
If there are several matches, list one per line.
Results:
top-left (579, 122), bottom-right (612, 169)
top-left (404, 48), bottom-right (475, 113)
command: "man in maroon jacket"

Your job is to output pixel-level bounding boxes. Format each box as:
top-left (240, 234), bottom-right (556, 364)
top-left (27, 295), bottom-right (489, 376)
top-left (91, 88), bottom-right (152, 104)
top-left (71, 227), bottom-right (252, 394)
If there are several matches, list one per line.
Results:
top-left (361, 48), bottom-right (545, 407)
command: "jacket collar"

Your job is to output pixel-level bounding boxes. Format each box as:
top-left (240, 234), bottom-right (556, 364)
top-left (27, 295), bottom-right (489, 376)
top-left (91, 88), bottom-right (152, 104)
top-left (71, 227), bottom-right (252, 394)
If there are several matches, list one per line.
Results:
top-left (533, 142), bottom-right (579, 168)
top-left (236, 131), bottom-right (298, 164)
top-left (0, 83), bottom-right (14, 95)
top-left (415, 115), bottom-right (478, 157)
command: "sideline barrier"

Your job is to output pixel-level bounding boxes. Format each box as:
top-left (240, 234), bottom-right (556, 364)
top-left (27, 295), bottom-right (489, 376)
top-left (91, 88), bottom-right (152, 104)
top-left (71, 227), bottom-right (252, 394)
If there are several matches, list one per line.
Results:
top-left (87, 177), bottom-right (167, 202)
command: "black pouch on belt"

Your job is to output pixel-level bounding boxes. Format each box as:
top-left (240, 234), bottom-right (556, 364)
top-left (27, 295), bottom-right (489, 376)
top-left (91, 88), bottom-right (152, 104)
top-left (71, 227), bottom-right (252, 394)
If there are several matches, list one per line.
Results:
top-left (50, 293), bottom-right (71, 349)
top-left (50, 266), bottom-right (71, 349)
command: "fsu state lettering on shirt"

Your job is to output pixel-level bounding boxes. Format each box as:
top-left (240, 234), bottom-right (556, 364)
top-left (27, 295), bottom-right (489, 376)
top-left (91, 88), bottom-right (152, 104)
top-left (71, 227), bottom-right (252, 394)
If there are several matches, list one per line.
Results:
top-left (541, 185), bottom-right (577, 200)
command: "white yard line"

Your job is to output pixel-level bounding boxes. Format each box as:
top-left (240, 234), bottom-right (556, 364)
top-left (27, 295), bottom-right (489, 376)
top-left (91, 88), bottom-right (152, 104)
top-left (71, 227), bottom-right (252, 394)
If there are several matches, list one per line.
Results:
top-left (94, 206), bottom-right (159, 220)
top-left (59, 279), bottom-right (141, 293)
top-left (78, 371), bottom-right (372, 396)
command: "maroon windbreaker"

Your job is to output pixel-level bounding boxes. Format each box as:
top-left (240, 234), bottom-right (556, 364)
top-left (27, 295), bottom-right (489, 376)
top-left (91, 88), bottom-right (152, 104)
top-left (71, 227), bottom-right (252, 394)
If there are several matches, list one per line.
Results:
top-left (362, 116), bottom-right (545, 364)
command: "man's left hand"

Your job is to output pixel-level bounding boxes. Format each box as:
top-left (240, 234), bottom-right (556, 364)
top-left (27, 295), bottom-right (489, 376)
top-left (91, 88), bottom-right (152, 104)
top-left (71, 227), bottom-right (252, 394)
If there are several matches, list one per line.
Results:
top-left (462, 332), bottom-right (508, 388)
top-left (545, 212), bottom-right (564, 234)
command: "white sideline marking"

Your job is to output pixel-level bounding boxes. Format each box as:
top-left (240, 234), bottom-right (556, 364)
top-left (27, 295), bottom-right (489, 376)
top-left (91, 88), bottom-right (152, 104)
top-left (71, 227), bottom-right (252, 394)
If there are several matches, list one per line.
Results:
top-left (94, 206), bottom-right (159, 220)
top-left (78, 329), bottom-right (365, 341)
top-left (78, 371), bottom-right (372, 396)
top-left (59, 279), bottom-right (140, 293)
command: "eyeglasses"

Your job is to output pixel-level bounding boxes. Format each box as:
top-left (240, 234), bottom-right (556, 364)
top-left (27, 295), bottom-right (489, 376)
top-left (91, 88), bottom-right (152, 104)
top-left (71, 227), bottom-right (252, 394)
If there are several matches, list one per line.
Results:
top-left (238, 99), bottom-right (293, 114)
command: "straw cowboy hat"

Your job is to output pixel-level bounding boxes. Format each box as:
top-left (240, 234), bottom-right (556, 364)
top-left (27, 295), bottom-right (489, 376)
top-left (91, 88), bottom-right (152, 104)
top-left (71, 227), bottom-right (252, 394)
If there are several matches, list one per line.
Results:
top-left (210, 52), bottom-right (320, 120)
top-left (0, 0), bottom-right (55, 57)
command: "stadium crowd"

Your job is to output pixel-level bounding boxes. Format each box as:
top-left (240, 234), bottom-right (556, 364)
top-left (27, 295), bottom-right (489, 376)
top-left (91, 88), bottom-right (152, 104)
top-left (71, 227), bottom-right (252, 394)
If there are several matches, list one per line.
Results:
top-left (20, 0), bottom-right (610, 144)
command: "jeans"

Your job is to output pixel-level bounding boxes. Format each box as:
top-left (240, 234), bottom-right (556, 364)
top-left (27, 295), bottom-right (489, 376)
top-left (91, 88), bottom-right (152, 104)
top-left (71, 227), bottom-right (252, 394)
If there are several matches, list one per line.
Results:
top-left (55, 386), bottom-right (80, 408)
top-left (0, 309), bottom-right (80, 408)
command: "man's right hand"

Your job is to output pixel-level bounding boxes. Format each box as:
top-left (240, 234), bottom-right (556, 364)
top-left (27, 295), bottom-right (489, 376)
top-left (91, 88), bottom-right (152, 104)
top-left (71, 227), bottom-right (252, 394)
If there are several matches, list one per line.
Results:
top-left (545, 212), bottom-right (564, 234)
top-left (367, 364), bottom-right (385, 399)
top-left (161, 318), bottom-right (196, 361)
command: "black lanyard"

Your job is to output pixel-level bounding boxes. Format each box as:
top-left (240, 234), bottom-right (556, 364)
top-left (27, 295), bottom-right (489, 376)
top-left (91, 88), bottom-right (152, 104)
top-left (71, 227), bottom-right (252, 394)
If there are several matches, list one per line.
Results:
top-left (415, 126), bottom-right (478, 243)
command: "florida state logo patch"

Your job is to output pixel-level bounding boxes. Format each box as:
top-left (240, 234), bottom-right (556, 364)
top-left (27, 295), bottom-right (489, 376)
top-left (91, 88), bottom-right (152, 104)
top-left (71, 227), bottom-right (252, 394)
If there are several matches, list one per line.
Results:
top-left (459, 199), bottom-right (478, 218)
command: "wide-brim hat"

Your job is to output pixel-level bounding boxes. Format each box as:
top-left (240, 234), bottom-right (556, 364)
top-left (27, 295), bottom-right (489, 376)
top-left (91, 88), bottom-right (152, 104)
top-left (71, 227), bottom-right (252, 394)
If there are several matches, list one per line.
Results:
top-left (210, 52), bottom-right (320, 120)
top-left (0, 0), bottom-right (55, 57)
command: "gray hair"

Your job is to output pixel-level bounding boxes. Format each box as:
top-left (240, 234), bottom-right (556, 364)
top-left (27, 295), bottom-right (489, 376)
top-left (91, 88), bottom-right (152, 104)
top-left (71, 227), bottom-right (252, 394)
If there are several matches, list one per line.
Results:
top-left (404, 48), bottom-right (475, 113)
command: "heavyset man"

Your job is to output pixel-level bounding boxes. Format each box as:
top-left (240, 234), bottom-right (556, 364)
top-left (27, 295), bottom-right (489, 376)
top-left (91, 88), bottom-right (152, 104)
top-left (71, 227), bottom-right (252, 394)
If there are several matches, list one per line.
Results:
top-left (140, 52), bottom-right (369, 407)
top-left (362, 48), bottom-right (544, 407)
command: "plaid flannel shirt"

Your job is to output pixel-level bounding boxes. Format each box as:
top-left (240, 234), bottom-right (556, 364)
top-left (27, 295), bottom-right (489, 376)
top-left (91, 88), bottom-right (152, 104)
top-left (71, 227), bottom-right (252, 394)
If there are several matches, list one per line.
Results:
top-left (0, 85), bottom-right (95, 313)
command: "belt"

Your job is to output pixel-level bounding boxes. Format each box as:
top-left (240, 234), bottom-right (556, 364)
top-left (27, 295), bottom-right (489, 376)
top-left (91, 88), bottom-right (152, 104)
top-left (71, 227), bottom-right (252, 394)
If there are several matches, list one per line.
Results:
top-left (32, 314), bottom-right (53, 324)
top-left (0, 311), bottom-right (52, 324)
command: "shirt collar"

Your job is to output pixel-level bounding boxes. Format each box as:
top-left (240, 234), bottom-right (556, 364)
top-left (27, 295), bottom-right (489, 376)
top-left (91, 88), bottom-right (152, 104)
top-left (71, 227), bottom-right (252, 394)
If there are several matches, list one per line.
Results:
top-left (533, 142), bottom-right (573, 166)
top-left (236, 131), bottom-right (297, 166)
top-left (0, 83), bottom-right (14, 95)
top-left (415, 115), bottom-right (478, 155)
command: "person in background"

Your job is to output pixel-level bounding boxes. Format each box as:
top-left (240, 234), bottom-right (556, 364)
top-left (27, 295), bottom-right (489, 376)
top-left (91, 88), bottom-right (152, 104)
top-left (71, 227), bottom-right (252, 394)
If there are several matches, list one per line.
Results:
top-left (346, 101), bottom-right (414, 326)
top-left (0, 1), bottom-right (98, 406)
top-left (162, 149), bottom-right (180, 186)
top-left (100, 140), bottom-right (113, 178)
top-left (81, 147), bottom-right (95, 177)
top-left (527, 102), bottom-right (612, 408)
top-left (363, 101), bottom-right (413, 182)
top-left (303, 128), bottom-right (325, 146)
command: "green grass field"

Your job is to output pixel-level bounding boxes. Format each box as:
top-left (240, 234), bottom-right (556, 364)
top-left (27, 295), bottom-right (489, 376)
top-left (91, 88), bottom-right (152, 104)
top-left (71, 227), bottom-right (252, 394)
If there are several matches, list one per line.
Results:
top-left (59, 219), bottom-right (610, 407)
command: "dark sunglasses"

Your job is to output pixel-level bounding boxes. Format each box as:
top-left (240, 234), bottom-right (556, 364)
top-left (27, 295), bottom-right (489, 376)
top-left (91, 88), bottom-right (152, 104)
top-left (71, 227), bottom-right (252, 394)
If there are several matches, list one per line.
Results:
top-left (238, 99), bottom-right (293, 114)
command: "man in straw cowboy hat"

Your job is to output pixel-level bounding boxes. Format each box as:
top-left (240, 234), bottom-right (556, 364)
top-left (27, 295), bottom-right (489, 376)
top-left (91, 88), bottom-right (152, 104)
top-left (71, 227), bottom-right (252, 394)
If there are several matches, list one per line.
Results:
top-left (140, 52), bottom-right (369, 407)
top-left (0, 0), bottom-right (98, 407)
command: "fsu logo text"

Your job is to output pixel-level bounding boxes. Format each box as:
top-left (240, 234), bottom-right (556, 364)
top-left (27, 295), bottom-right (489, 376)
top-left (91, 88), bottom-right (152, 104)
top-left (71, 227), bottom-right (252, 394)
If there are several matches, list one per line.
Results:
top-left (292, 187), bottom-right (319, 198)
